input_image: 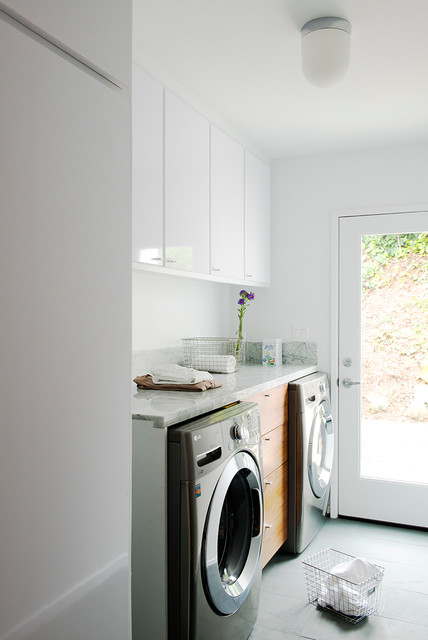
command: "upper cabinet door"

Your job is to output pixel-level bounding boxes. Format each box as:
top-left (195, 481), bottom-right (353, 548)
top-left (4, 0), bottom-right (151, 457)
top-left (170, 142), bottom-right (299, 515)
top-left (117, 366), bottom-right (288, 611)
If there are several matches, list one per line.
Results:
top-left (164, 91), bottom-right (210, 274)
top-left (210, 126), bottom-right (244, 280)
top-left (0, 0), bottom-right (131, 86)
top-left (244, 151), bottom-right (271, 284)
top-left (132, 66), bottom-right (164, 266)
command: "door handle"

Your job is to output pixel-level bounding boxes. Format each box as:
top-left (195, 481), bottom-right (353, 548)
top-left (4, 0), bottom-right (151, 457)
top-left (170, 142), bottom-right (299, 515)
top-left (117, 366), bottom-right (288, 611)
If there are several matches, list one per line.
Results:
top-left (342, 378), bottom-right (361, 388)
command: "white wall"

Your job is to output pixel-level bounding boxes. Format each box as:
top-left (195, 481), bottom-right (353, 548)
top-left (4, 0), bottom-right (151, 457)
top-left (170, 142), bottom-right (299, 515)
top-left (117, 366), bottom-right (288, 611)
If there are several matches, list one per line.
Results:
top-left (133, 142), bottom-right (428, 371)
top-left (243, 142), bottom-right (428, 373)
top-left (0, 14), bottom-right (131, 640)
top-left (132, 270), bottom-right (234, 350)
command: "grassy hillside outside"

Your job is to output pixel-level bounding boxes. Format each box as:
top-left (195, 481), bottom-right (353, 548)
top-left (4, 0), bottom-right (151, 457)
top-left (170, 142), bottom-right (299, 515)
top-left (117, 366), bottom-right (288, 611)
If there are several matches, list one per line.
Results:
top-left (361, 233), bottom-right (428, 422)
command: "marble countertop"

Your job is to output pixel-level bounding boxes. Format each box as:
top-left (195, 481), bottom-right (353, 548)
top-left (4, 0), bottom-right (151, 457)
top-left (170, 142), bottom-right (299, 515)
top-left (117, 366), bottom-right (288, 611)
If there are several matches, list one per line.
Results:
top-left (131, 363), bottom-right (317, 428)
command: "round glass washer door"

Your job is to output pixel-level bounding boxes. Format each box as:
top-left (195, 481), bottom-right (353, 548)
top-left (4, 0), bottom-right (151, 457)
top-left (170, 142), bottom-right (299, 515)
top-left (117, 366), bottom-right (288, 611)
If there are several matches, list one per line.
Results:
top-left (202, 450), bottom-right (263, 615)
top-left (307, 399), bottom-right (334, 499)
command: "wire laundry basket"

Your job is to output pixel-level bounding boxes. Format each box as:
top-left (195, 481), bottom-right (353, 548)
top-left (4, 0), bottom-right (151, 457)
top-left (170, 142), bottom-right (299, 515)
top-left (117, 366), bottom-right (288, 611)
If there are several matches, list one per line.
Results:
top-left (302, 548), bottom-right (384, 624)
top-left (181, 337), bottom-right (243, 373)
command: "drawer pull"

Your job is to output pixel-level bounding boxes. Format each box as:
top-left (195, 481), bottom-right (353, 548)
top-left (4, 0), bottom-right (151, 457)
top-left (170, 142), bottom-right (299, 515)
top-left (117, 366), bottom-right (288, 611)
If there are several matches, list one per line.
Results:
top-left (264, 393), bottom-right (271, 397)
top-left (264, 480), bottom-right (273, 485)
top-left (264, 437), bottom-right (272, 441)
top-left (264, 523), bottom-right (273, 529)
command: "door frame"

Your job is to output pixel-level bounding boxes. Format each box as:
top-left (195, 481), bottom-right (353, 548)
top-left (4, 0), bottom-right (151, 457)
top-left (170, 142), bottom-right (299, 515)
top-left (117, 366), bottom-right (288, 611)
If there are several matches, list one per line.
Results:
top-left (330, 203), bottom-right (428, 519)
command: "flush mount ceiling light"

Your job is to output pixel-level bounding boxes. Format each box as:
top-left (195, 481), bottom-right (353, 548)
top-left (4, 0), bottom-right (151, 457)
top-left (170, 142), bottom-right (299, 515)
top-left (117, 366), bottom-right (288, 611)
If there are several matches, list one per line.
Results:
top-left (301, 17), bottom-right (351, 87)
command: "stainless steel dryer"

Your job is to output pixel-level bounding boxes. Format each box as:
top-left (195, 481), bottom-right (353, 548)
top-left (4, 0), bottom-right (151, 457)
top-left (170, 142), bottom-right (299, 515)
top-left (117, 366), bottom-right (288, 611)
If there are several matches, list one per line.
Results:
top-left (284, 372), bottom-right (334, 554)
top-left (167, 402), bottom-right (263, 640)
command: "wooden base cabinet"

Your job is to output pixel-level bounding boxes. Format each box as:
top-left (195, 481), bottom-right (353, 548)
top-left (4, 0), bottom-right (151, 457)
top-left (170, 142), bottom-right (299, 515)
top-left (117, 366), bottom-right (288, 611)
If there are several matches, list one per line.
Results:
top-left (262, 463), bottom-right (288, 566)
top-left (247, 383), bottom-right (288, 567)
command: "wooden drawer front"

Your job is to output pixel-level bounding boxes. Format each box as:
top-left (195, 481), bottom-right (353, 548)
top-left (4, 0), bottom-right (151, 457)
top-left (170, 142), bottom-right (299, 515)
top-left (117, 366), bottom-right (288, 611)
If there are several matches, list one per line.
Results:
top-left (247, 383), bottom-right (288, 435)
top-left (262, 462), bottom-right (288, 567)
top-left (262, 424), bottom-right (288, 478)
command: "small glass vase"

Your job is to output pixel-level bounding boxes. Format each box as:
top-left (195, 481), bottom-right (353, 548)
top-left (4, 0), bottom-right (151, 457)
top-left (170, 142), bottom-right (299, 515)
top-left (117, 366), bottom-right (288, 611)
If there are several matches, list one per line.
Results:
top-left (233, 337), bottom-right (246, 370)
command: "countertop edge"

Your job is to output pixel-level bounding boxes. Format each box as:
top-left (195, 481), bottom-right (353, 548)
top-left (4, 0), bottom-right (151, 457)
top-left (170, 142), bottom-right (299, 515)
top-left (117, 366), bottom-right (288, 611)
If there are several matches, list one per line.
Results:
top-left (132, 364), bottom-right (318, 429)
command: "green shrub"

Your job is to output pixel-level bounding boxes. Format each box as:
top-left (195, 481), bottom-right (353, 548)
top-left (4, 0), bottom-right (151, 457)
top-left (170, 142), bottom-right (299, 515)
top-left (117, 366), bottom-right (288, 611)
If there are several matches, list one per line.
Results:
top-left (362, 233), bottom-right (428, 261)
top-left (362, 233), bottom-right (428, 290)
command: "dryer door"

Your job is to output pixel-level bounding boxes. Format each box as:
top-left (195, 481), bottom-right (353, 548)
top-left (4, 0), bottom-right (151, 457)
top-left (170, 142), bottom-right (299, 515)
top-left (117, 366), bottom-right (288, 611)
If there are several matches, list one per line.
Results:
top-left (202, 451), bottom-right (263, 615)
top-left (307, 399), bottom-right (334, 499)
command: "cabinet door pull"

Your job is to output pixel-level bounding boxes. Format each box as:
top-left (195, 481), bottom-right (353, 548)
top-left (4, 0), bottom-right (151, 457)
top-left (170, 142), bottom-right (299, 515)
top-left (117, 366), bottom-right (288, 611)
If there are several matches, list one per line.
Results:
top-left (264, 437), bottom-right (272, 441)
top-left (264, 480), bottom-right (273, 485)
top-left (264, 393), bottom-right (271, 397)
top-left (264, 523), bottom-right (273, 529)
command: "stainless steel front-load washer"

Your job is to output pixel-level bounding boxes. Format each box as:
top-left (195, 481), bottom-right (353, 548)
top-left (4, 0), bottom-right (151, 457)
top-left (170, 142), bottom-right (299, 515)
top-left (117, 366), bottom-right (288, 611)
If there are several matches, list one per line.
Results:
top-left (167, 402), bottom-right (263, 640)
top-left (284, 372), bottom-right (334, 554)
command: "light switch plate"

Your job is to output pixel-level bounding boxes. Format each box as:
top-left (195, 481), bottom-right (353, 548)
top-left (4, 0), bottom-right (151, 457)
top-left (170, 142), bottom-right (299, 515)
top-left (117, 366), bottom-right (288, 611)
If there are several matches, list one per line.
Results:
top-left (292, 327), bottom-right (309, 341)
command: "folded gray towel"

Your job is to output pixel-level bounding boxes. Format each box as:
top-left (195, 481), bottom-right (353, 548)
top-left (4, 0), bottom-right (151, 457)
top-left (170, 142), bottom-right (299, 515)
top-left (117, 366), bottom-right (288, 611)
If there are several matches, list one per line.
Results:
top-left (133, 374), bottom-right (223, 392)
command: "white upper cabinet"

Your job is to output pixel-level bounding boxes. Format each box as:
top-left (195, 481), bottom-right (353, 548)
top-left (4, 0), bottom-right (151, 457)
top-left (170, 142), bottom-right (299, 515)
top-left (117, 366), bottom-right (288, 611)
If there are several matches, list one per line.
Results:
top-left (131, 67), bottom-right (271, 285)
top-left (244, 151), bottom-right (271, 284)
top-left (132, 66), bottom-right (164, 266)
top-left (210, 126), bottom-right (245, 280)
top-left (0, 0), bottom-right (131, 86)
top-left (164, 91), bottom-right (210, 274)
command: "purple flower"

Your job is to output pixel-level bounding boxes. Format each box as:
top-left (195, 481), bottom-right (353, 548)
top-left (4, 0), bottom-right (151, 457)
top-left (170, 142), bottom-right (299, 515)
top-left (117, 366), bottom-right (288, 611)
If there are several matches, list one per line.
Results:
top-left (235, 288), bottom-right (255, 354)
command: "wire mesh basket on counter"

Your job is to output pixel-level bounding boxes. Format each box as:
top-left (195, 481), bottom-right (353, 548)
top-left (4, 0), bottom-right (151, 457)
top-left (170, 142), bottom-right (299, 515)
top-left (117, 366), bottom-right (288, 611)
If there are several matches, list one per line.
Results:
top-left (182, 337), bottom-right (244, 373)
top-left (302, 548), bottom-right (384, 624)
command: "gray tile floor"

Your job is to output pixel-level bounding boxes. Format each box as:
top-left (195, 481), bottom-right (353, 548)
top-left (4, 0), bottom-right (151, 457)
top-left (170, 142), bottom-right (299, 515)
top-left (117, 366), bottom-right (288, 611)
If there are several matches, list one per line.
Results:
top-left (251, 517), bottom-right (428, 639)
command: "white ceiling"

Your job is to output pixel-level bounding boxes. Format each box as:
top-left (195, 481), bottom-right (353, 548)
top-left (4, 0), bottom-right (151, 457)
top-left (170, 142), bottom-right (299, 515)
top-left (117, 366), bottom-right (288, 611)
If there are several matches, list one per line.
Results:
top-left (133, 0), bottom-right (428, 160)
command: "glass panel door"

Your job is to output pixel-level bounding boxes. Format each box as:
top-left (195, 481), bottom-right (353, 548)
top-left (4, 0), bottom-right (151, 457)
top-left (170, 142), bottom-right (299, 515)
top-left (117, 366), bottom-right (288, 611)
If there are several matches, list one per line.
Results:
top-left (360, 233), bottom-right (428, 484)
top-left (338, 212), bottom-right (428, 527)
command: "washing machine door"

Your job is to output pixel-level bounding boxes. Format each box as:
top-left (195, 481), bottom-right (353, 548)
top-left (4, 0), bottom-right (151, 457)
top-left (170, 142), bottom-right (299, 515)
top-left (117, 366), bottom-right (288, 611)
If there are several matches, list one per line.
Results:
top-left (202, 450), bottom-right (263, 616)
top-left (307, 399), bottom-right (334, 499)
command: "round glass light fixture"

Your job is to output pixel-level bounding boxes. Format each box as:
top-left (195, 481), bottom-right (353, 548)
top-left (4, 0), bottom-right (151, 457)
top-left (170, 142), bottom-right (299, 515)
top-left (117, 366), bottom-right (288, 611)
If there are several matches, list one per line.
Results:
top-left (301, 17), bottom-right (351, 87)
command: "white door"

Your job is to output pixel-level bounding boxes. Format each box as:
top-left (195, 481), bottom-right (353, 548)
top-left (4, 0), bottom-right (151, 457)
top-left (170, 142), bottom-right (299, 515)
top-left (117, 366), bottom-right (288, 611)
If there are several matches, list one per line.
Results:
top-left (338, 211), bottom-right (428, 527)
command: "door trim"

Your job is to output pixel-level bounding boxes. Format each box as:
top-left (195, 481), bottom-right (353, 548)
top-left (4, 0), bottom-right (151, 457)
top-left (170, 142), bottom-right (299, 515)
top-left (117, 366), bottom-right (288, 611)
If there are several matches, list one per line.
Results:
top-left (330, 203), bottom-right (428, 518)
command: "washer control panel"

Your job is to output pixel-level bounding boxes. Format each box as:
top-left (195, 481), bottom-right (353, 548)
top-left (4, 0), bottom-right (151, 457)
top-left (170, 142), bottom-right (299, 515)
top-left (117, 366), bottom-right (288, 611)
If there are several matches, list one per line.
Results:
top-left (232, 421), bottom-right (249, 442)
top-left (226, 405), bottom-right (261, 446)
top-left (169, 402), bottom-right (261, 480)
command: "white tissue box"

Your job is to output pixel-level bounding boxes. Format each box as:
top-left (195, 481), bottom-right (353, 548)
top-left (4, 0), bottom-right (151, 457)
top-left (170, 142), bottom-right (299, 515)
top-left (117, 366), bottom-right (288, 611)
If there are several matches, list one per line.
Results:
top-left (262, 339), bottom-right (282, 366)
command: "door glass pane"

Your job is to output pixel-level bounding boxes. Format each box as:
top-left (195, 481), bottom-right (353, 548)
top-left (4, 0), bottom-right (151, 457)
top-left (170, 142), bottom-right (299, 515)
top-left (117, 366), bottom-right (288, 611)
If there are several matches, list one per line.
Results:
top-left (360, 233), bottom-right (428, 484)
top-left (217, 470), bottom-right (252, 585)
top-left (309, 402), bottom-right (334, 498)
